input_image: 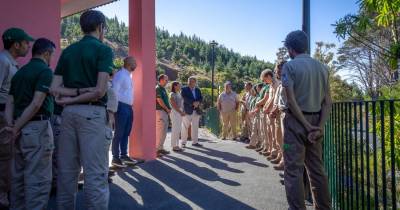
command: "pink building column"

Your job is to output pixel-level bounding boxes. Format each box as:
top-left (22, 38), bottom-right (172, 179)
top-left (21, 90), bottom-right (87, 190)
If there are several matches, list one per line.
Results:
top-left (0, 0), bottom-right (61, 68)
top-left (129, 0), bottom-right (157, 160)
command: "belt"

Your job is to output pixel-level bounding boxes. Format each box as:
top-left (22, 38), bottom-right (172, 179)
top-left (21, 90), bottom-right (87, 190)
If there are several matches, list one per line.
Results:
top-left (78, 101), bottom-right (106, 107)
top-left (30, 115), bottom-right (50, 122)
top-left (0, 104), bottom-right (4, 111)
top-left (287, 109), bottom-right (321, 115)
top-left (302, 111), bottom-right (321, 115)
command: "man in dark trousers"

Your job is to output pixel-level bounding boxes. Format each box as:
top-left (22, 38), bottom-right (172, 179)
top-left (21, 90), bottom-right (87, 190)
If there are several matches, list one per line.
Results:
top-left (181, 76), bottom-right (203, 147)
top-left (281, 30), bottom-right (332, 210)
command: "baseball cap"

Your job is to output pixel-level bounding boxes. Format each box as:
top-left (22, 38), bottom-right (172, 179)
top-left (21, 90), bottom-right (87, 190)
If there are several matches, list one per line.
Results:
top-left (2, 28), bottom-right (35, 42)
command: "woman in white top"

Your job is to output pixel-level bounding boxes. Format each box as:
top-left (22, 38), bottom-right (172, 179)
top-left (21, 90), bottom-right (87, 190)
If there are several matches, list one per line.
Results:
top-left (169, 81), bottom-right (185, 152)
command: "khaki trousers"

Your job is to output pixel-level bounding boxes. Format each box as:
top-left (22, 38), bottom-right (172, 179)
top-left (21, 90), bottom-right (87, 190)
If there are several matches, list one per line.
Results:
top-left (259, 113), bottom-right (269, 149)
top-left (241, 110), bottom-right (251, 138)
top-left (249, 112), bottom-right (261, 146)
top-left (0, 111), bottom-right (11, 205)
top-left (57, 105), bottom-right (111, 210)
top-left (181, 113), bottom-right (200, 144)
top-left (10, 120), bottom-right (54, 210)
top-left (283, 112), bottom-right (331, 210)
top-left (156, 110), bottom-right (169, 150)
top-left (220, 111), bottom-right (237, 139)
top-left (170, 110), bottom-right (183, 148)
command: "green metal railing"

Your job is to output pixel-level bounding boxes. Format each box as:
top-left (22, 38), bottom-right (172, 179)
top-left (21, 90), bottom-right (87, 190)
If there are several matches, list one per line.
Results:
top-left (204, 107), bottom-right (221, 136)
top-left (324, 100), bottom-right (399, 210)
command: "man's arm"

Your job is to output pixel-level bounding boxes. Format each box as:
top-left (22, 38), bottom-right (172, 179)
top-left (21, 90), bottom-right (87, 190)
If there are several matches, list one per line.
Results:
top-left (318, 85), bottom-right (332, 128)
top-left (217, 95), bottom-right (222, 111)
top-left (55, 72), bottom-right (110, 105)
top-left (256, 91), bottom-right (268, 107)
top-left (157, 98), bottom-right (171, 113)
top-left (0, 61), bottom-right (9, 90)
top-left (5, 95), bottom-right (14, 126)
top-left (13, 91), bottom-right (47, 132)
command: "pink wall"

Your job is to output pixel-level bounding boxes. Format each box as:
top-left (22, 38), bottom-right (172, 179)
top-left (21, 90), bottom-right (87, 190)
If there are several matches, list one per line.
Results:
top-left (129, 0), bottom-right (157, 160)
top-left (0, 0), bottom-right (61, 69)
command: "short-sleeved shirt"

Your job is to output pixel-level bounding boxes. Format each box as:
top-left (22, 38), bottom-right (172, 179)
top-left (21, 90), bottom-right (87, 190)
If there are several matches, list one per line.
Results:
top-left (156, 84), bottom-right (171, 110)
top-left (281, 54), bottom-right (328, 112)
top-left (55, 35), bottom-right (114, 105)
top-left (218, 91), bottom-right (238, 113)
top-left (256, 84), bottom-right (270, 103)
top-left (170, 92), bottom-right (183, 112)
top-left (0, 50), bottom-right (19, 104)
top-left (9, 58), bottom-right (53, 119)
top-left (249, 95), bottom-right (257, 111)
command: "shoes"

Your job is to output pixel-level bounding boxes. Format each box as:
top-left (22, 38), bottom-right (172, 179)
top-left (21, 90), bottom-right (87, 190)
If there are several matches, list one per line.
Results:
top-left (246, 145), bottom-right (256, 149)
top-left (271, 157), bottom-right (281, 164)
top-left (192, 143), bottom-right (203, 147)
top-left (280, 179), bottom-right (285, 185)
top-left (255, 147), bottom-right (264, 152)
top-left (121, 156), bottom-right (138, 166)
top-left (279, 172), bottom-right (285, 178)
top-left (273, 163), bottom-right (284, 171)
top-left (182, 143), bottom-right (186, 148)
top-left (158, 149), bottom-right (170, 155)
top-left (172, 146), bottom-right (183, 152)
top-left (267, 154), bottom-right (277, 160)
top-left (112, 158), bottom-right (127, 168)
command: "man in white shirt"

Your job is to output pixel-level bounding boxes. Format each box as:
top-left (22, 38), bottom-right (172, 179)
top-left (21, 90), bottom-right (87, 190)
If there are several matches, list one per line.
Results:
top-left (111, 56), bottom-right (137, 167)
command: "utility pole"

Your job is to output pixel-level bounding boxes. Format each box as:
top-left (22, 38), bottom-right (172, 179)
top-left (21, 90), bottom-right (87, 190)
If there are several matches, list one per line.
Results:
top-left (210, 40), bottom-right (218, 106)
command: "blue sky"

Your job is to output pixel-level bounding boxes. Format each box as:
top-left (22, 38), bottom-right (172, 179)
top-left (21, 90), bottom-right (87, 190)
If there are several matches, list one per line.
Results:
top-left (98, 0), bottom-right (359, 63)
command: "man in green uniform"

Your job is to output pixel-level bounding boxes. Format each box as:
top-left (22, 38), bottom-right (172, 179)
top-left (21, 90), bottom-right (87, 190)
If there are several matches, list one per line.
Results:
top-left (4, 38), bottom-right (55, 210)
top-left (0, 28), bottom-right (34, 208)
top-left (156, 74), bottom-right (171, 157)
top-left (282, 30), bottom-right (332, 210)
top-left (50, 10), bottom-right (114, 210)
top-left (255, 70), bottom-right (273, 154)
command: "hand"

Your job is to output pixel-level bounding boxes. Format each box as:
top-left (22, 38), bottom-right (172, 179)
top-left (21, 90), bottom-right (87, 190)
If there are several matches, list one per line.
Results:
top-left (107, 112), bottom-right (115, 130)
top-left (167, 109), bottom-right (172, 114)
top-left (180, 112), bottom-right (186, 117)
top-left (55, 96), bottom-right (75, 106)
top-left (308, 129), bottom-right (324, 144)
top-left (4, 126), bottom-right (20, 140)
top-left (193, 101), bottom-right (200, 107)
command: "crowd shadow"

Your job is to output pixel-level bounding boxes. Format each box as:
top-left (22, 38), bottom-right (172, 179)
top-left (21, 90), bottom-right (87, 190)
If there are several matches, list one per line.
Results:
top-left (178, 151), bottom-right (244, 174)
top-left (187, 146), bottom-right (268, 168)
top-left (161, 155), bottom-right (241, 186)
top-left (140, 160), bottom-right (256, 210)
top-left (112, 169), bottom-right (193, 210)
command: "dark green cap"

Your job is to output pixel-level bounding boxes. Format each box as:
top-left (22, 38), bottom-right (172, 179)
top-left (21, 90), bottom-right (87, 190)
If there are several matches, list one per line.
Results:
top-left (2, 28), bottom-right (35, 42)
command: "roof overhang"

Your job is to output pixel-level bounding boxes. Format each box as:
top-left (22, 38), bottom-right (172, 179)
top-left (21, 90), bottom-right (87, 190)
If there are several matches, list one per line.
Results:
top-left (61, 0), bottom-right (118, 18)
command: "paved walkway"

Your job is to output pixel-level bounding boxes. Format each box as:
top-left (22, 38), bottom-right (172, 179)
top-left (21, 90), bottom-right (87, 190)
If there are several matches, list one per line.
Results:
top-left (49, 129), bottom-right (295, 210)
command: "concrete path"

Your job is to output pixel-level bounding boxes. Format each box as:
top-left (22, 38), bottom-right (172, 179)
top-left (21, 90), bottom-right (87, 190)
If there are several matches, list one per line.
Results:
top-left (49, 129), bottom-right (305, 210)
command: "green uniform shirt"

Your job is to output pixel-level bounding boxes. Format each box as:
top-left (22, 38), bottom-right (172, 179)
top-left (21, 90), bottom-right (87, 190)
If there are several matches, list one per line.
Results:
top-left (156, 84), bottom-right (171, 110)
top-left (249, 95), bottom-right (257, 110)
top-left (256, 84), bottom-right (270, 102)
top-left (9, 58), bottom-right (53, 119)
top-left (54, 35), bottom-right (114, 105)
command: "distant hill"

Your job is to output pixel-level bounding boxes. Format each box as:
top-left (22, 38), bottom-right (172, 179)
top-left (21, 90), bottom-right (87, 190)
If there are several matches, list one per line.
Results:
top-left (61, 14), bottom-right (274, 91)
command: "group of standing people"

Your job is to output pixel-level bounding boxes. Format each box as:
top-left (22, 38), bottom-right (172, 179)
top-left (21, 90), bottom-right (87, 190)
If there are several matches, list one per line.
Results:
top-left (0, 10), bottom-right (141, 210)
top-left (218, 30), bottom-right (333, 210)
top-left (155, 75), bottom-right (204, 157)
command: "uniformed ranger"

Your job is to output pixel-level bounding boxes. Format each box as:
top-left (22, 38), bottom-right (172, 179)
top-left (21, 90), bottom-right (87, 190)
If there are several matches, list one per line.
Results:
top-left (0, 27), bottom-right (34, 208)
top-left (51, 10), bottom-right (114, 210)
top-left (4, 38), bottom-right (55, 210)
top-left (254, 70), bottom-right (273, 155)
top-left (155, 74), bottom-right (171, 157)
top-left (281, 30), bottom-right (332, 210)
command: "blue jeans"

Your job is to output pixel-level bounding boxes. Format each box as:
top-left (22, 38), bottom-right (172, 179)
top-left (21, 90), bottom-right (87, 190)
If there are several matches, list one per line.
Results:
top-left (112, 102), bottom-right (133, 159)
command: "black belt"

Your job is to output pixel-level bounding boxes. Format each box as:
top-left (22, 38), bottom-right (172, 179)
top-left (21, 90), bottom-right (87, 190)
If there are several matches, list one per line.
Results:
top-left (78, 101), bottom-right (106, 107)
top-left (0, 104), bottom-right (4, 111)
top-left (30, 115), bottom-right (50, 122)
top-left (287, 109), bottom-right (321, 115)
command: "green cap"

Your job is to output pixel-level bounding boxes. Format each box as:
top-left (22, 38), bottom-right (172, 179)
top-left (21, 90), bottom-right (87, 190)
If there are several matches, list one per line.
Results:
top-left (2, 28), bottom-right (35, 42)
